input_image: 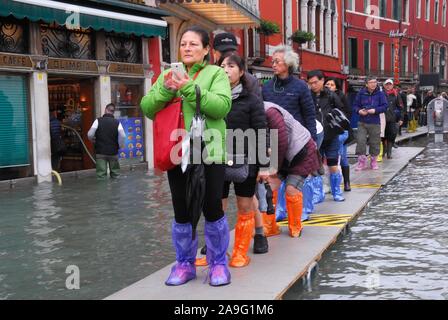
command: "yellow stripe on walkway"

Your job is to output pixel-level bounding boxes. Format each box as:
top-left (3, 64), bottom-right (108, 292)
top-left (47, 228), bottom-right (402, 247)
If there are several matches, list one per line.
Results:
top-left (349, 183), bottom-right (382, 189)
top-left (278, 214), bottom-right (353, 227)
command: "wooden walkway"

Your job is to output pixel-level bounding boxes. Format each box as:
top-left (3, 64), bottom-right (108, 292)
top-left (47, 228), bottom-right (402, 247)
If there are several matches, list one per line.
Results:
top-left (106, 140), bottom-right (425, 300)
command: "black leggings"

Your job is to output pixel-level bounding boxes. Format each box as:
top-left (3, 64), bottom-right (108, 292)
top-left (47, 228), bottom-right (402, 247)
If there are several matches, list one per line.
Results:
top-left (167, 164), bottom-right (225, 223)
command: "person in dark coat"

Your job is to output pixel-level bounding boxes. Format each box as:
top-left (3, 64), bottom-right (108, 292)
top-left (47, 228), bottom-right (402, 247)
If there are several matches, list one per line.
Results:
top-left (49, 108), bottom-right (65, 171)
top-left (218, 52), bottom-right (268, 267)
top-left (87, 103), bottom-right (125, 179)
top-left (325, 77), bottom-right (353, 192)
top-left (382, 79), bottom-right (403, 159)
top-left (307, 70), bottom-right (346, 202)
top-left (262, 45), bottom-right (317, 141)
top-left (212, 32), bottom-right (262, 99)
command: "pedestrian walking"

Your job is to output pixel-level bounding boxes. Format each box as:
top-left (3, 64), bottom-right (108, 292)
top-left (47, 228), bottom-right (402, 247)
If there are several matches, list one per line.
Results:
top-left (49, 108), bottom-right (65, 171)
top-left (353, 76), bottom-right (388, 171)
top-left (325, 77), bottom-right (353, 191)
top-left (382, 79), bottom-right (403, 159)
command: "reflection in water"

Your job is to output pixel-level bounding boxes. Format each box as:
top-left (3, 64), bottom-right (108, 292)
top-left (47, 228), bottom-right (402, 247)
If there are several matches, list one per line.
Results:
top-left (285, 139), bottom-right (448, 300)
top-left (0, 170), bottom-right (237, 299)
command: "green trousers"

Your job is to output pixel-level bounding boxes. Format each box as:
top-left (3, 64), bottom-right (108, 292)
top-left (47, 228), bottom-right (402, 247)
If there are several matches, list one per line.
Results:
top-left (96, 154), bottom-right (120, 179)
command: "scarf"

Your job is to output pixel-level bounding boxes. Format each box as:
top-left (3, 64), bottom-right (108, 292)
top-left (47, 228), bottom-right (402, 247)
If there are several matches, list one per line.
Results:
top-left (231, 83), bottom-right (243, 100)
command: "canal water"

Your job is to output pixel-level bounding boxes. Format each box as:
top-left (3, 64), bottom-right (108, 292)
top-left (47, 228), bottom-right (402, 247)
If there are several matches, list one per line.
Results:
top-left (284, 136), bottom-right (448, 300)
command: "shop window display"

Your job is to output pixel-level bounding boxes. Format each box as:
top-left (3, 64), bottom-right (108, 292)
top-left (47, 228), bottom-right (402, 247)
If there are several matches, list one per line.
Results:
top-left (112, 79), bottom-right (144, 165)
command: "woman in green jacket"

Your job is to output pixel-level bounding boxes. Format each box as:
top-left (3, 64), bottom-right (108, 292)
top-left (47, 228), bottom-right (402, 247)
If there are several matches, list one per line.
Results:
top-left (141, 26), bottom-right (232, 287)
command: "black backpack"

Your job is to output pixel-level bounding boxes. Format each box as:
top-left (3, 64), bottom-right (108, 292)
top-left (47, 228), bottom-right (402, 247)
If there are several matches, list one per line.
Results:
top-left (385, 94), bottom-right (397, 122)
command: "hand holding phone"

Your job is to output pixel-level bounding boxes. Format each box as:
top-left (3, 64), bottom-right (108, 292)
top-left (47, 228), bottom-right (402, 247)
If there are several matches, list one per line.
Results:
top-left (171, 62), bottom-right (186, 80)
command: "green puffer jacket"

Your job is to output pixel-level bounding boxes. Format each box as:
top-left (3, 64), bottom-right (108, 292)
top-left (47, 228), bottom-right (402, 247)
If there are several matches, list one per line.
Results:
top-left (141, 62), bottom-right (231, 164)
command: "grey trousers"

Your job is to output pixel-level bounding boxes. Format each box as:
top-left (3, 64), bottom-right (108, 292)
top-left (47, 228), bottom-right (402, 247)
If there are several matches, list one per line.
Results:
top-left (355, 122), bottom-right (381, 156)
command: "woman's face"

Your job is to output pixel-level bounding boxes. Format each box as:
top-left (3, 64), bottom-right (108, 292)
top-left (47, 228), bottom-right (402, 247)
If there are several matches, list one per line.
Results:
top-left (221, 57), bottom-right (243, 88)
top-left (179, 31), bottom-right (209, 68)
top-left (325, 80), bottom-right (337, 92)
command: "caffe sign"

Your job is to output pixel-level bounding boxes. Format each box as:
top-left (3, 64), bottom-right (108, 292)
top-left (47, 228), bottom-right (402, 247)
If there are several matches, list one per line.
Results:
top-left (0, 53), bottom-right (32, 68)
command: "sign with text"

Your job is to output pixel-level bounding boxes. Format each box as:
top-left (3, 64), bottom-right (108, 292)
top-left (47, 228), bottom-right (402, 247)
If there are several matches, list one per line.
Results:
top-left (48, 58), bottom-right (98, 72)
top-left (108, 63), bottom-right (144, 75)
top-left (0, 53), bottom-right (32, 68)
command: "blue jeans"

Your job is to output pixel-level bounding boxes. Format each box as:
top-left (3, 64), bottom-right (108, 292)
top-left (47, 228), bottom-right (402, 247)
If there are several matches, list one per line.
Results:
top-left (338, 131), bottom-right (349, 167)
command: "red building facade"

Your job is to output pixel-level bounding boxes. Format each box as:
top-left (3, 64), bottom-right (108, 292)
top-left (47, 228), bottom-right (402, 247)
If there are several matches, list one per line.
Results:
top-left (345, 0), bottom-right (448, 89)
top-left (247, 0), bottom-right (344, 82)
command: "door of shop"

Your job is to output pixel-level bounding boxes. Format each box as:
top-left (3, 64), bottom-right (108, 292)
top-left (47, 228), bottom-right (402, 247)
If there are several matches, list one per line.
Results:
top-left (48, 76), bottom-right (95, 172)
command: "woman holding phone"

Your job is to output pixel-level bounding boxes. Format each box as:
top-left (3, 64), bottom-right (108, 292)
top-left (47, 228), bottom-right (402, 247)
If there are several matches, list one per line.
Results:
top-left (141, 26), bottom-right (232, 287)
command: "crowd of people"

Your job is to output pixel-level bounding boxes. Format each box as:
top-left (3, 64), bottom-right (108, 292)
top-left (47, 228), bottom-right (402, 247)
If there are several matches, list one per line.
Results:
top-left (140, 26), bottom-right (435, 288)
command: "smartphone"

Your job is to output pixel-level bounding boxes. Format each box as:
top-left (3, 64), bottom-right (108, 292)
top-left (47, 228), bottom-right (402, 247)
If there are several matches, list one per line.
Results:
top-left (171, 62), bottom-right (186, 80)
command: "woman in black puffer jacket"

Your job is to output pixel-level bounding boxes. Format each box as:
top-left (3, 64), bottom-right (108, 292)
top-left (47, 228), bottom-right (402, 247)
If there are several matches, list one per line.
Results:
top-left (220, 52), bottom-right (268, 268)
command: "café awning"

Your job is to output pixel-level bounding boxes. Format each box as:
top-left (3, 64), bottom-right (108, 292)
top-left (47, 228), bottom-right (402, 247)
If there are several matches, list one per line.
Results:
top-left (159, 0), bottom-right (260, 27)
top-left (0, 0), bottom-right (167, 38)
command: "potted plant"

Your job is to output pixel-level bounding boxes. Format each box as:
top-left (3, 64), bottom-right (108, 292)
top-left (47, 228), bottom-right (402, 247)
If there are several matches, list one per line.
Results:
top-left (256, 19), bottom-right (281, 36)
top-left (290, 30), bottom-right (315, 44)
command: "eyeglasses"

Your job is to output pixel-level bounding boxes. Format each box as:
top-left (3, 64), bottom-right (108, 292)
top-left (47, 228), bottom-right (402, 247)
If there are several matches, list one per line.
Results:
top-left (272, 59), bottom-right (284, 65)
top-left (308, 80), bottom-right (320, 86)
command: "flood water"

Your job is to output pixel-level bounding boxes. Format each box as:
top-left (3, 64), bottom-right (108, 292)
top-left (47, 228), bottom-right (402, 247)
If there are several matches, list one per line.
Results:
top-left (285, 136), bottom-right (448, 300)
top-left (2, 136), bottom-right (447, 300)
top-left (0, 170), bottom-right (236, 299)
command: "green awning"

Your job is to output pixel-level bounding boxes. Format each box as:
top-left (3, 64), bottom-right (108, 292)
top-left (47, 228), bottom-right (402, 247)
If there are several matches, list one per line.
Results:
top-left (0, 0), bottom-right (167, 38)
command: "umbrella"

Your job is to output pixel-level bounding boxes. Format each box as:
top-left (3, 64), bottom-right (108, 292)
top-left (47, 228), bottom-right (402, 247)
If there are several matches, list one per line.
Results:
top-left (185, 85), bottom-right (206, 240)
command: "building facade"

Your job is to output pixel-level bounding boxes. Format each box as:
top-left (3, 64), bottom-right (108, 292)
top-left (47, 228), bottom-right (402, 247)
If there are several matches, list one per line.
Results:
top-left (0, 0), bottom-right (167, 183)
top-left (345, 0), bottom-right (448, 89)
top-left (411, 0), bottom-right (448, 85)
top-left (247, 0), bottom-right (344, 83)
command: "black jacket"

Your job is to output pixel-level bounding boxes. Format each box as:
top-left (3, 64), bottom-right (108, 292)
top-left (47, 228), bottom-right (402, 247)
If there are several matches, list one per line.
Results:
top-left (311, 88), bottom-right (346, 141)
top-left (226, 86), bottom-right (267, 169)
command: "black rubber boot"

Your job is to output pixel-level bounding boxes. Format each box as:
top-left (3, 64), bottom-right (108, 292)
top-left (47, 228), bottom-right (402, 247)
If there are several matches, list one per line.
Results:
top-left (341, 166), bottom-right (351, 192)
top-left (387, 143), bottom-right (393, 159)
top-left (253, 234), bottom-right (268, 254)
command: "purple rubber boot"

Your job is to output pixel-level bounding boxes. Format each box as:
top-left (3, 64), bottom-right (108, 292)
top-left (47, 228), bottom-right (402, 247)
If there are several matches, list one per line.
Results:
top-left (165, 221), bottom-right (198, 286)
top-left (205, 215), bottom-right (231, 286)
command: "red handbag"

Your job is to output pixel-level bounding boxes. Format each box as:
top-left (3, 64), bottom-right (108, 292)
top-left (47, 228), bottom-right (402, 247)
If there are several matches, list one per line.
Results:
top-left (153, 97), bottom-right (185, 171)
top-left (153, 70), bottom-right (201, 171)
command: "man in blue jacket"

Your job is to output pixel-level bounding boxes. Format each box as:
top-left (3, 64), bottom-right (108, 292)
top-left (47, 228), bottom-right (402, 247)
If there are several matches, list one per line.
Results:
top-left (262, 46), bottom-right (316, 141)
top-left (353, 76), bottom-right (388, 170)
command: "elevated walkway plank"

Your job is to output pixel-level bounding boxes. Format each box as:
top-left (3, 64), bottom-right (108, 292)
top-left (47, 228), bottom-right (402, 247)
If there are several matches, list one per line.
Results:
top-left (105, 146), bottom-right (424, 300)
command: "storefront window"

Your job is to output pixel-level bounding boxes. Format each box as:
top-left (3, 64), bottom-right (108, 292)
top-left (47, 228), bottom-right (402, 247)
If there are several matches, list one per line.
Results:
top-left (111, 78), bottom-right (144, 165)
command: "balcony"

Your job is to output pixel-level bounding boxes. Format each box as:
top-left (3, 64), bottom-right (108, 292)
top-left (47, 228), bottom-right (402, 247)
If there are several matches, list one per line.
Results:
top-left (349, 68), bottom-right (415, 79)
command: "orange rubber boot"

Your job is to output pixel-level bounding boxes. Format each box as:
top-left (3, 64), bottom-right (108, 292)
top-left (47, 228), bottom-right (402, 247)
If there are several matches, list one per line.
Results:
top-left (262, 212), bottom-right (281, 237)
top-left (195, 256), bottom-right (208, 266)
top-left (285, 193), bottom-right (303, 238)
top-left (229, 212), bottom-right (255, 268)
